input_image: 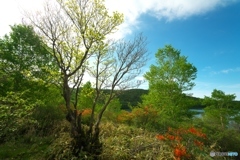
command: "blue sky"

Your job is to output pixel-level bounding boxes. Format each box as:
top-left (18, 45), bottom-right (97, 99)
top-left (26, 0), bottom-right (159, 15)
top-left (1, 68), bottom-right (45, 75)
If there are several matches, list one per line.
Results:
top-left (131, 2), bottom-right (240, 100)
top-left (0, 0), bottom-right (240, 100)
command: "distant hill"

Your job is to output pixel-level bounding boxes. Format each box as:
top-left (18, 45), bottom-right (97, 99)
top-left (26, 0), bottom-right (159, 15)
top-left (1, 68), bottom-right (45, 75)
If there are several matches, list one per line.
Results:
top-left (115, 89), bottom-right (240, 110)
top-left (116, 89), bottom-right (205, 110)
top-left (117, 89), bottom-right (148, 110)
top-left (78, 88), bottom-right (240, 110)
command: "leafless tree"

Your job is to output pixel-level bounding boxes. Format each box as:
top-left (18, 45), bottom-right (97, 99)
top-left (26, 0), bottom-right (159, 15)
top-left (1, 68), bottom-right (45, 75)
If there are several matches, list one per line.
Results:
top-left (87, 34), bottom-right (148, 141)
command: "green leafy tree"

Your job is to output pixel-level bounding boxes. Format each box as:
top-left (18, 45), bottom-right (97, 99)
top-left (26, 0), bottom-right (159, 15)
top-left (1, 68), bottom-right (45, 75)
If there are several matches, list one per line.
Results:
top-left (78, 81), bottom-right (95, 109)
top-left (27, 0), bottom-right (148, 157)
top-left (0, 24), bottom-right (58, 97)
top-left (202, 89), bottom-right (237, 130)
top-left (0, 25), bottom-right (63, 140)
top-left (200, 89), bottom-right (240, 152)
top-left (143, 45), bottom-right (197, 122)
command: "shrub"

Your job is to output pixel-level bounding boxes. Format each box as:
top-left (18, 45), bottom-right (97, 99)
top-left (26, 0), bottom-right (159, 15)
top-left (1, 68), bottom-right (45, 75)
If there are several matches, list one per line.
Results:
top-left (201, 124), bottom-right (240, 154)
top-left (0, 91), bottom-right (38, 142)
top-left (80, 108), bottom-right (92, 125)
top-left (99, 122), bottom-right (173, 160)
top-left (117, 110), bottom-right (133, 125)
top-left (32, 104), bottom-right (65, 136)
top-left (117, 106), bottom-right (160, 131)
top-left (44, 120), bottom-right (99, 160)
top-left (42, 120), bottom-right (75, 159)
top-left (156, 127), bottom-right (211, 159)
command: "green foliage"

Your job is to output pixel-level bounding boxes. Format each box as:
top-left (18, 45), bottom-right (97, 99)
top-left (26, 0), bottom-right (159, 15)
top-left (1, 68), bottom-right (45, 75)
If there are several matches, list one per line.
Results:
top-left (192, 89), bottom-right (240, 154)
top-left (102, 98), bottom-right (122, 122)
top-left (142, 45), bottom-right (197, 126)
top-left (44, 132), bottom-right (76, 160)
top-left (99, 122), bottom-right (173, 160)
top-left (106, 98), bottom-right (122, 113)
top-left (117, 89), bottom-right (148, 110)
top-left (0, 136), bottom-right (53, 160)
top-left (203, 89), bottom-right (236, 108)
top-left (144, 45), bottom-right (197, 108)
top-left (131, 106), bottom-right (160, 131)
top-left (32, 104), bottom-right (65, 136)
top-left (215, 130), bottom-right (240, 153)
top-left (201, 124), bottom-right (240, 153)
top-left (0, 24), bottom-right (64, 141)
top-left (0, 24), bottom-right (57, 95)
top-left (78, 81), bottom-right (95, 109)
top-left (202, 89), bottom-right (237, 130)
top-left (117, 106), bottom-right (161, 131)
top-left (0, 91), bottom-right (38, 142)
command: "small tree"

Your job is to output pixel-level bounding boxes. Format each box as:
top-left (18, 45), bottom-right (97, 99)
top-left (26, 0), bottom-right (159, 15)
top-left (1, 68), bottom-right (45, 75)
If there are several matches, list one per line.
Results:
top-left (202, 89), bottom-right (237, 130)
top-left (78, 81), bottom-right (95, 109)
top-left (143, 45), bottom-right (197, 121)
top-left (26, 0), bottom-right (148, 157)
top-left (201, 89), bottom-right (240, 152)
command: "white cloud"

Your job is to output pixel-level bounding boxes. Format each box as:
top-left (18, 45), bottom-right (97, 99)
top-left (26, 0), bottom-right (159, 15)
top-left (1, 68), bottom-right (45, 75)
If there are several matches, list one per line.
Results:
top-left (211, 67), bottom-right (240, 74)
top-left (0, 0), bottom-right (236, 38)
top-left (105, 0), bottom-right (237, 38)
top-left (221, 67), bottom-right (240, 74)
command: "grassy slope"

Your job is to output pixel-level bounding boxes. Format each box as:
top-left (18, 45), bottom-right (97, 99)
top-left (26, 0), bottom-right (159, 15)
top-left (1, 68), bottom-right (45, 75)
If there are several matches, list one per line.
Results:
top-left (0, 121), bottom-right (172, 160)
top-left (0, 120), bottom-right (216, 160)
top-left (99, 122), bottom-right (173, 160)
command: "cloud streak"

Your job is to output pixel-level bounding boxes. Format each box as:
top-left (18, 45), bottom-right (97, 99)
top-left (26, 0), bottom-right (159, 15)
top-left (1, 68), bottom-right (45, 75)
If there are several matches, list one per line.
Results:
top-left (105, 0), bottom-right (237, 38)
top-left (211, 67), bottom-right (240, 74)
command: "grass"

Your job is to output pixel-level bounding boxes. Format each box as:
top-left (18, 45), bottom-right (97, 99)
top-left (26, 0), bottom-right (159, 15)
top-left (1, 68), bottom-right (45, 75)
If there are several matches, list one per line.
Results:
top-left (0, 136), bottom-right (52, 160)
top-left (0, 120), bottom-right (237, 160)
top-left (99, 122), bottom-right (174, 160)
top-left (0, 121), bottom-right (173, 160)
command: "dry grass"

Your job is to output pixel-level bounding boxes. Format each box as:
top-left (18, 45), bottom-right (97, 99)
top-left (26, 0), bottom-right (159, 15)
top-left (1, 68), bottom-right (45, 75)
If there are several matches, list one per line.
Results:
top-left (99, 122), bottom-right (174, 160)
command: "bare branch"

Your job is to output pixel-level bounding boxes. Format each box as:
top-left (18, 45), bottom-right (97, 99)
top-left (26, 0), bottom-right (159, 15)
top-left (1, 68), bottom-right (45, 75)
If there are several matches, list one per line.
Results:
top-left (87, 34), bottom-right (148, 128)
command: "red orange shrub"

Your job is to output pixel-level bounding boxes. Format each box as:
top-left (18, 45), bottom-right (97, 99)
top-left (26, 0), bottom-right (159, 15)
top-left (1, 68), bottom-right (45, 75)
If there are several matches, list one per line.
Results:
top-left (117, 106), bottom-right (159, 129)
top-left (174, 144), bottom-right (187, 160)
top-left (75, 108), bottom-right (92, 117)
top-left (74, 108), bottom-right (92, 124)
top-left (81, 108), bottom-right (92, 117)
top-left (117, 110), bottom-right (133, 124)
top-left (156, 127), bottom-right (207, 159)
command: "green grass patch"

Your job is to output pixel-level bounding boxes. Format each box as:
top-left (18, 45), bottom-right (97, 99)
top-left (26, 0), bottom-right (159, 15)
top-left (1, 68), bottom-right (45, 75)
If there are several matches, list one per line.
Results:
top-left (0, 136), bottom-right (53, 160)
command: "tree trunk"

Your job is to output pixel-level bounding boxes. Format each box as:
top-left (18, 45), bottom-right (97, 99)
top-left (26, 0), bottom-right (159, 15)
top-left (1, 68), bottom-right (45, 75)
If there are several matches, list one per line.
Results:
top-left (62, 73), bottom-right (102, 158)
top-left (70, 114), bottom-right (102, 159)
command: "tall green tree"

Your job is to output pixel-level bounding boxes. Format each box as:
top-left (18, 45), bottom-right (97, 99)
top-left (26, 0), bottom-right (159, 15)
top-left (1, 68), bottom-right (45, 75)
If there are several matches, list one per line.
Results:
top-left (143, 45), bottom-right (197, 121)
top-left (0, 25), bottom-right (62, 141)
top-left (0, 24), bottom-right (58, 97)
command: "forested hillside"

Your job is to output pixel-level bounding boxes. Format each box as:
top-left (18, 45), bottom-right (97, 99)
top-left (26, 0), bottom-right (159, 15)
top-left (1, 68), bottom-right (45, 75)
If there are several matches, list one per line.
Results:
top-left (117, 89), bottom-right (148, 109)
top-left (116, 89), bottom-right (208, 110)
